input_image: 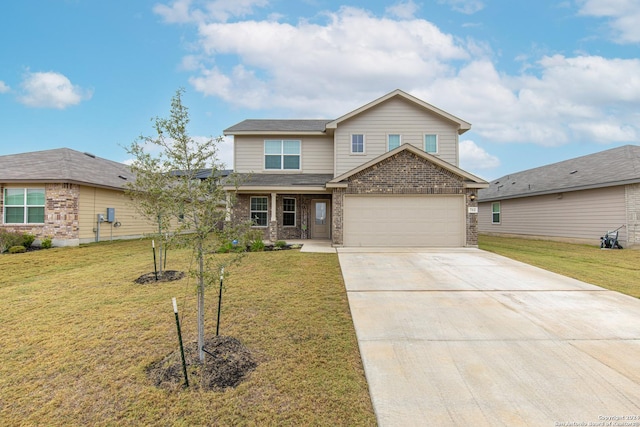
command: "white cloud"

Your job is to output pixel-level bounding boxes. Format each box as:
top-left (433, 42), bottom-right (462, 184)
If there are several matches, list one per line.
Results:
top-left (189, 6), bottom-right (468, 115)
top-left (0, 81), bottom-right (10, 93)
top-left (459, 140), bottom-right (500, 170)
top-left (18, 71), bottom-right (92, 109)
top-left (157, 3), bottom-right (640, 148)
top-left (438, 0), bottom-right (485, 14)
top-left (385, 0), bottom-right (420, 19)
top-left (577, 0), bottom-right (640, 43)
top-left (217, 135), bottom-right (234, 169)
top-left (154, 0), bottom-right (268, 23)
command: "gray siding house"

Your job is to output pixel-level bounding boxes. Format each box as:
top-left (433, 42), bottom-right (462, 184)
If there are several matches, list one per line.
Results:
top-left (478, 145), bottom-right (640, 247)
top-left (224, 89), bottom-right (488, 247)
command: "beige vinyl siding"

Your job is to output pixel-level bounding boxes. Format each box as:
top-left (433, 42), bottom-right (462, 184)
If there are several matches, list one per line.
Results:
top-left (478, 186), bottom-right (627, 244)
top-left (79, 186), bottom-right (156, 243)
top-left (233, 135), bottom-right (334, 173)
top-left (335, 97), bottom-right (459, 176)
top-left (343, 195), bottom-right (465, 247)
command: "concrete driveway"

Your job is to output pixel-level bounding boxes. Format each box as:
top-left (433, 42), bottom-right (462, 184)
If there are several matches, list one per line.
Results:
top-left (337, 248), bottom-right (640, 427)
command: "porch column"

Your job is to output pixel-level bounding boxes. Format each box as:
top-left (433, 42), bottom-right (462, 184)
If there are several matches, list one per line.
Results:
top-left (225, 192), bottom-right (231, 221)
top-left (269, 192), bottom-right (277, 242)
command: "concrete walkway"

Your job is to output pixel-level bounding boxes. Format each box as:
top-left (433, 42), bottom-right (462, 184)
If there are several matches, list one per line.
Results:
top-left (337, 248), bottom-right (640, 426)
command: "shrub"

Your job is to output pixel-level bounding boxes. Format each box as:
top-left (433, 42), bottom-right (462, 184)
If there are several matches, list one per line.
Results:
top-left (274, 240), bottom-right (287, 249)
top-left (41, 237), bottom-right (53, 249)
top-left (250, 239), bottom-right (265, 252)
top-left (22, 233), bottom-right (36, 248)
top-left (8, 245), bottom-right (26, 254)
top-left (0, 230), bottom-right (24, 253)
top-left (218, 241), bottom-right (240, 253)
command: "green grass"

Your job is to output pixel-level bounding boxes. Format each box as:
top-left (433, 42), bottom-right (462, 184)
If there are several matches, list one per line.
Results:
top-left (479, 235), bottom-right (640, 298)
top-left (0, 240), bottom-right (375, 426)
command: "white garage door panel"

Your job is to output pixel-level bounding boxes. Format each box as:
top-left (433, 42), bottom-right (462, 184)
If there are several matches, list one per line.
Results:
top-left (343, 196), bottom-right (464, 247)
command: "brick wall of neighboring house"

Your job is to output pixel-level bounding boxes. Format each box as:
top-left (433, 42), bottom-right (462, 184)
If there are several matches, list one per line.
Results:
top-left (626, 183), bottom-right (640, 247)
top-left (331, 150), bottom-right (479, 246)
top-left (0, 183), bottom-right (80, 246)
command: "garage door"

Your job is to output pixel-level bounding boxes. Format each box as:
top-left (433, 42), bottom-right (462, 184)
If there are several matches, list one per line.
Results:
top-left (343, 195), bottom-right (465, 247)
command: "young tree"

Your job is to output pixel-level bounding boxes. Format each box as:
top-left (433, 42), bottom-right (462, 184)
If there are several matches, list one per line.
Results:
top-left (126, 88), bottom-right (247, 362)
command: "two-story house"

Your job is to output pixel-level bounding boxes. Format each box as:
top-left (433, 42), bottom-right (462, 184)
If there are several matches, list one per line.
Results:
top-left (223, 89), bottom-right (488, 247)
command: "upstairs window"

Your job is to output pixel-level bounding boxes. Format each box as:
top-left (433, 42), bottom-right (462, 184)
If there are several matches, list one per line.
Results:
top-left (4, 188), bottom-right (45, 224)
top-left (283, 198), bottom-right (296, 227)
top-left (492, 202), bottom-right (501, 224)
top-left (265, 140), bottom-right (300, 170)
top-left (351, 134), bottom-right (365, 154)
top-left (250, 196), bottom-right (268, 227)
top-left (388, 134), bottom-right (401, 151)
top-left (424, 134), bottom-right (438, 153)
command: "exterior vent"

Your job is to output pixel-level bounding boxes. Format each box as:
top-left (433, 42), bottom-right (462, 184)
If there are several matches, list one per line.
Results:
top-left (118, 175), bottom-right (128, 180)
top-left (84, 152), bottom-right (96, 158)
top-left (569, 170), bottom-right (578, 174)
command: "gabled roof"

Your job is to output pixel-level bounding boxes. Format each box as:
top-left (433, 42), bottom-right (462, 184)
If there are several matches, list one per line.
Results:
top-left (325, 89), bottom-right (471, 135)
top-left (224, 119), bottom-right (332, 135)
top-left (478, 145), bottom-right (640, 202)
top-left (223, 89), bottom-right (471, 136)
top-left (326, 144), bottom-right (487, 188)
top-left (0, 148), bottom-right (133, 190)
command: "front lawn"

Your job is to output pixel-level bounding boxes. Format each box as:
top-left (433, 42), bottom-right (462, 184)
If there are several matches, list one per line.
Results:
top-left (0, 239), bottom-right (375, 426)
top-left (479, 235), bottom-right (640, 298)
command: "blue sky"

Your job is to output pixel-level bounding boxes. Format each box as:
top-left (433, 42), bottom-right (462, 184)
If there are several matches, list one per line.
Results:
top-left (1, 0), bottom-right (639, 180)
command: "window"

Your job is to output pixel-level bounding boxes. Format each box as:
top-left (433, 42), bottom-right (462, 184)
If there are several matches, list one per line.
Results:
top-left (4, 188), bottom-right (45, 224)
top-left (250, 196), bottom-right (268, 227)
top-left (265, 140), bottom-right (300, 170)
top-left (351, 134), bottom-right (365, 154)
top-left (283, 198), bottom-right (296, 227)
top-left (492, 202), bottom-right (501, 224)
top-left (424, 134), bottom-right (438, 153)
top-left (388, 134), bottom-right (401, 151)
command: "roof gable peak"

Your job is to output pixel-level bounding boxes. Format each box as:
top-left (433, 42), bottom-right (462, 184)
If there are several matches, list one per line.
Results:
top-left (325, 89), bottom-right (471, 134)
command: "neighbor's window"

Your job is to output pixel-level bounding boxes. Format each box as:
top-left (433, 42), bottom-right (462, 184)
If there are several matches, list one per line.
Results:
top-left (388, 134), bottom-right (401, 151)
top-left (492, 202), bottom-right (501, 224)
top-left (424, 134), bottom-right (438, 153)
top-left (283, 198), bottom-right (296, 227)
top-left (265, 140), bottom-right (301, 170)
top-left (351, 134), bottom-right (365, 154)
top-left (4, 188), bottom-right (45, 224)
top-left (250, 196), bottom-right (268, 227)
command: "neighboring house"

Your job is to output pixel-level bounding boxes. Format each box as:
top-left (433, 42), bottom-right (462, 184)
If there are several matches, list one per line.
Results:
top-left (0, 148), bottom-right (156, 246)
top-left (477, 145), bottom-right (640, 247)
top-left (223, 89), bottom-right (488, 247)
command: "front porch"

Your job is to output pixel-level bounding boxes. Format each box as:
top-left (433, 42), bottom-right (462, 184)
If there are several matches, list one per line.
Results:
top-left (231, 192), bottom-right (333, 243)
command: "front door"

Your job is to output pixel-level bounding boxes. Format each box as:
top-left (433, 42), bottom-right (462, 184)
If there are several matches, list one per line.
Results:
top-left (311, 199), bottom-right (331, 239)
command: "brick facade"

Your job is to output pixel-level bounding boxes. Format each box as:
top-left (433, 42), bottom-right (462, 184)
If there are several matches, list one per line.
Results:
top-left (331, 150), bottom-right (479, 246)
top-left (0, 183), bottom-right (80, 246)
top-left (230, 151), bottom-right (480, 246)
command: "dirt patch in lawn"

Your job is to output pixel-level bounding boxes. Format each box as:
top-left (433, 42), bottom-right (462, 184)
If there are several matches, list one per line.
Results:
top-left (134, 270), bottom-right (185, 284)
top-left (147, 336), bottom-right (257, 391)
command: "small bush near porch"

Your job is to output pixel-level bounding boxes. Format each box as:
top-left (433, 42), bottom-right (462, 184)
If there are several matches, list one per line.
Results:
top-left (0, 239), bottom-right (375, 426)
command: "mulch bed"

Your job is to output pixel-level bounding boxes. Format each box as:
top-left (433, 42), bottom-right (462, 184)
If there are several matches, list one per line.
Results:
top-left (147, 336), bottom-right (257, 391)
top-left (134, 270), bottom-right (185, 284)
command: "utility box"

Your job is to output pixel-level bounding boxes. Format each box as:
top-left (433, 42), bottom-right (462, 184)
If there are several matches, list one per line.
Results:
top-left (97, 213), bottom-right (105, 223)
top-left (106, 208), bottom-right (115, 223)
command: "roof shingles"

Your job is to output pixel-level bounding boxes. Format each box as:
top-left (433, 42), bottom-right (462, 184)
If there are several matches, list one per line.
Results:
top-left (0, 148), bottom-right (134, 190)
top-left (479, 145), bottom-right (640, 201)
